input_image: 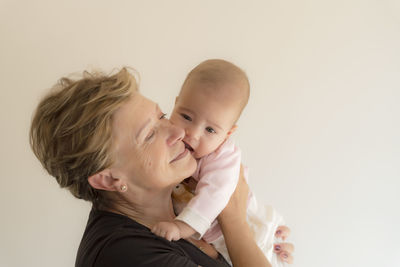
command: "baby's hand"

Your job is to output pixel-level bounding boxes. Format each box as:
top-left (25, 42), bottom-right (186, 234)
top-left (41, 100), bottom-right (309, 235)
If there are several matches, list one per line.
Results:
top-left (151, 221), bottom-right (181, 241)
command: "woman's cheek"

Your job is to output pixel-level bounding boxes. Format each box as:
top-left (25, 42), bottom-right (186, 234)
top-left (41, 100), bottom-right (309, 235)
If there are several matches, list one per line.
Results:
top-left (140, 148), bottom-right (155, 169)
top-left (141, 140), bottom-right (165, 172)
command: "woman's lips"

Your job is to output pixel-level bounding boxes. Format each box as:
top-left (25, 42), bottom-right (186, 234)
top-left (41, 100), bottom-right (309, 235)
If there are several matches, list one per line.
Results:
top-left (170, 148), bottom-right (189, 163)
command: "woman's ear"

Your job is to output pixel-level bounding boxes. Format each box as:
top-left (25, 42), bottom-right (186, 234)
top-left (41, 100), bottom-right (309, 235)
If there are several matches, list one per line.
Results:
top-left (88, 169), bottom-right (119, 191)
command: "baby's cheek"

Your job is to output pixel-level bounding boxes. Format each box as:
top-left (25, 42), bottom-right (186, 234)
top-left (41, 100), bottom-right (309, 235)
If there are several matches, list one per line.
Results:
top-left (193, 147), bottom-right (205, 159)
top-left (196, 143), bottom-right (213, 158)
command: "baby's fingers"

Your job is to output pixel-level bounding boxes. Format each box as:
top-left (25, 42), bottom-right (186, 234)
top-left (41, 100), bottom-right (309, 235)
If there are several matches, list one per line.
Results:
top-left (167, 231), bottom-right (181, 241)
top-left (151, 225), bottom-right (158, 234)
top-left (275, 225), bottom-right (291, 241)
top-left (165, 232), bottom-right (174, 241)
top-left (152, 225), bottom-right (166, 239)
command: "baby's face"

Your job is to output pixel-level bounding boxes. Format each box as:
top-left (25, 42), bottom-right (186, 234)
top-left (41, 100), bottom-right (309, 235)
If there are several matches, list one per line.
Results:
top-left (170, 83), bottom-right (239, 159)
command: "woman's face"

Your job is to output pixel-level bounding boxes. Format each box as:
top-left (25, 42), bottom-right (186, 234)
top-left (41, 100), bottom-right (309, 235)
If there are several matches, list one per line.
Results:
top-left (110, 92), bottom-right (197, 191)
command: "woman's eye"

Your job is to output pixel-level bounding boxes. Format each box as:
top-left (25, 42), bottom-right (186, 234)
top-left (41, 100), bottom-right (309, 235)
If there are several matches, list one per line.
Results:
top-left (145, 130), bottom-right (155, 141)
top-left (206, 127), bottom-right (216, 134)
top-left (145, 113), bottom-right (165, 142)
top-left (181, 113), bottom-right (192, 121)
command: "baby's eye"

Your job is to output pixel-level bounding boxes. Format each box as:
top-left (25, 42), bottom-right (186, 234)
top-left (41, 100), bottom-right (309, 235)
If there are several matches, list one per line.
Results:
top-left (160, 113), bottom-right (167, 119)
top-left (181, 113), bottom-right (192, 121)
top-left (206, 127), bottom-right (216, 134)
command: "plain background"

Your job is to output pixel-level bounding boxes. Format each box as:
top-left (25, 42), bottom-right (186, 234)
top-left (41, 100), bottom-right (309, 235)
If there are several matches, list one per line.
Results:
top-left (1, 0), bottom-right (399, 266)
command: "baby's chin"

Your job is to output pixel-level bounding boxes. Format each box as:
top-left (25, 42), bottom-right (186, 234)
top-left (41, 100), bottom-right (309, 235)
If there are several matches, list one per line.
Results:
top-left (190, 150), bottom-right (202, 160)
top-left (191, 150), bottom-right (201, 160)
top-left (183, 141), bottom-right (215, 159)
top-left (192, 149), bottom-right (213, 159)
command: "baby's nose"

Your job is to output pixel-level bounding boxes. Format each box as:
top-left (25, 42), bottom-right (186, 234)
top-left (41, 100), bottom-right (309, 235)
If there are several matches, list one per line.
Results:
top-left (185, 127), bottom-right (201, 140)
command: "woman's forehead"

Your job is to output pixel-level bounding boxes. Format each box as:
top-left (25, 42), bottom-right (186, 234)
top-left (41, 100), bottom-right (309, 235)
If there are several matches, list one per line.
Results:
top-left (112, 93), bottom-right (158, 137)
top-left (115, 94), bottom-right (153, 119)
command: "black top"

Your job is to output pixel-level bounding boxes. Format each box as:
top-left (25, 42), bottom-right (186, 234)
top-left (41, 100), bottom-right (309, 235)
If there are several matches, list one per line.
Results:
top-left (75, 208), bottom-right (230, 267)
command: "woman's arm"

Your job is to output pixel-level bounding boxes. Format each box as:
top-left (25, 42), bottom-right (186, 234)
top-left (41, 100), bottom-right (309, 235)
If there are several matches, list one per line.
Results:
top-left (218, 165), bottom-right (271, 267)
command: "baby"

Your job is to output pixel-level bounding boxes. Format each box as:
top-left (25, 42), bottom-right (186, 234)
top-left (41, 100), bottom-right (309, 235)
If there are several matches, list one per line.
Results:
top-left (152, 59), bottom-right (289, 265)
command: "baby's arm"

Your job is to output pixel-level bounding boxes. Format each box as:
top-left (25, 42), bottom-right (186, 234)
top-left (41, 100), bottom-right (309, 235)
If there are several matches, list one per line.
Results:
top-left (176, 139), bottom-right (241, 239)
top-left (153, 140), bottom-right (241, 241)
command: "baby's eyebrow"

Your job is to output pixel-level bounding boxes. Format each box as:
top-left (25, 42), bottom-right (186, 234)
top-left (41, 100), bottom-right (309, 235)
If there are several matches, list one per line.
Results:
top-left (179, 107), bottom-right (195, 115)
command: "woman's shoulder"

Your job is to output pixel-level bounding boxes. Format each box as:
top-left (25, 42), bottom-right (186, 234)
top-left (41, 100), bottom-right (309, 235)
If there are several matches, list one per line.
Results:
top-left (78, 208), bottom-right (181, 247)
top-left (76, 208), bottom-right (204, 267)
top-left (85, 208), bottom-right (152, 239)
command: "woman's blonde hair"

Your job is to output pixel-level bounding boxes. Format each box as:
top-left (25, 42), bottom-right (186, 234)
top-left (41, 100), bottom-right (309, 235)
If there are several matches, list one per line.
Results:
top-left (30, 67), bottom-right (136, 207)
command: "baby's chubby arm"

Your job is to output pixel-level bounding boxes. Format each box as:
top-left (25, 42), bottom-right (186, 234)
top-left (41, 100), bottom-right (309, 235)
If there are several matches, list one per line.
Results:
top-left (179, 139), bottom-right (241, 236)
top-left (151, 220), bottom-right (196, 241)
top-left (154, 139), bottom-right (242, 241)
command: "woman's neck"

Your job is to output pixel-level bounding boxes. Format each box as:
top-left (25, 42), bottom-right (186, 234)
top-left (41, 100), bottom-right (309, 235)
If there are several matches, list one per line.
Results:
top-left (107, 187), bottom-right (176, 229)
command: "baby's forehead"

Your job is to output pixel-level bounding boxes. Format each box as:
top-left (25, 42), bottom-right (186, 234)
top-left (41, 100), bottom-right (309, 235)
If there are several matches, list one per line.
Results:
top-left (183, 79), bottom-right (245, 107)
top-left (179, 82), bottom-right (243, 125)
top-left (177, 59), bottom-right (249, 124)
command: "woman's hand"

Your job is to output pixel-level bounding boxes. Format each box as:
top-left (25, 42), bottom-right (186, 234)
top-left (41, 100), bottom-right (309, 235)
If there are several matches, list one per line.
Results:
top-left (218, 165), bottom-right (271, 267)
top-left (218, 165), bottom-right (248, 225)
top-left (219, 165), bottom-right (295, 266)
top-left (274, 226), bottom-right (294, 264)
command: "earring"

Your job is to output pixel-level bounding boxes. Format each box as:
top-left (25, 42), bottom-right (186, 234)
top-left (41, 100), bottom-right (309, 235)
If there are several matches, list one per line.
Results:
top-left (120, 185), bottom-right (127, 192)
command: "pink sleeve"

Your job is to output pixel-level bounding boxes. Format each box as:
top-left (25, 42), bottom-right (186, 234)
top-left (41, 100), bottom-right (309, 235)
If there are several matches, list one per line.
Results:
top-left (175, 139), bottom-right (241, 239)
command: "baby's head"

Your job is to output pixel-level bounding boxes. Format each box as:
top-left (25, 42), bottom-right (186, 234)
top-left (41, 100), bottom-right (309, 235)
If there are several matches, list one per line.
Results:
top-left (170, 59), bottom-right (250, 159)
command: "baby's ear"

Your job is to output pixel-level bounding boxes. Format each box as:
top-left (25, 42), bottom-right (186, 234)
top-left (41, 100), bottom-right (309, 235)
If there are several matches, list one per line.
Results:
top-left (227, 125), bottom-right (238, 137)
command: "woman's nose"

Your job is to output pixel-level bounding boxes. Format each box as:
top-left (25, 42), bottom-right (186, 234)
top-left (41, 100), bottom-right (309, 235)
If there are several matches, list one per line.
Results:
top-left (166, 121), bottom-right (185, 146)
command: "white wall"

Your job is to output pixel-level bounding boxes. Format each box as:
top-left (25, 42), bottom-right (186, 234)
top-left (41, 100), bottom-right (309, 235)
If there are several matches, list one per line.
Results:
top-left (1, 1), bottom-right (399, 266)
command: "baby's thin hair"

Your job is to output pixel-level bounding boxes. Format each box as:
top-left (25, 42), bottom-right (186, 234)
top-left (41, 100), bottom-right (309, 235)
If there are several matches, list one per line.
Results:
top-left (182, 59), bottom-right (250, 121)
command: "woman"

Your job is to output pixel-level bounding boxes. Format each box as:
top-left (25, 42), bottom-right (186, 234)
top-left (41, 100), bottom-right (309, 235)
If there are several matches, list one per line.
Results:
top-left (30, 68), bottom-right (294, 266)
